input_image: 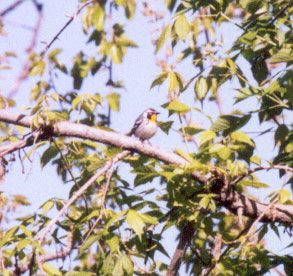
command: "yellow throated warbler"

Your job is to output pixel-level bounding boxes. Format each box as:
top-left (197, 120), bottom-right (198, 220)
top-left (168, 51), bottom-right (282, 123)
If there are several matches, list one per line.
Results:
top-left (128, 108), bottom-right (159, 140)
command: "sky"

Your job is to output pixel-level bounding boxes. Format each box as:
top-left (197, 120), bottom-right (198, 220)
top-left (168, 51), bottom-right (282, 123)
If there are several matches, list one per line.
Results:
top-left (0, 0), bottom-right (291, 275)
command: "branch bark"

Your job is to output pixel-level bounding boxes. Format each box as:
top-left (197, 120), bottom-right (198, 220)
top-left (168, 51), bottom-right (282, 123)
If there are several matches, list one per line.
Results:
top-left (0, 109), bottom-right (292, 226)
top-left (166, 222), bottom-right (196, 276)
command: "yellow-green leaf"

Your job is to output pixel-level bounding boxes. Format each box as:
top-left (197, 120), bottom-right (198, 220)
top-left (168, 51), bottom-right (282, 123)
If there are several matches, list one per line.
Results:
top-left (250, 155), bottom-right (261, 165)
top-left (106, 234), bottom-right (119, 252)
top-left (42, 263), bottom-right (62, 276)
top-left (93, 5), bottom-right (105, 31)
top-left (155, 23), bottom-right (171, 53)
top-left (138, 213), bottom-right (158, 224)
top-left (166, 101), bottom-right (190, 113)
top-left (41, 200), bottom-right (54, 214)
top-left (175, 147), bottom-right (194, 163)
top-left (122, 255), bottom-right (133, 275)
top-left (198, 130), bottom-right (216, 146)
top-left (126, 210), bottom-right (144, 238)
top-left (110, 45), bottom-right (123, 64)
top-left (239, 180), bottom-right (269, 188)
top-left (209, 144), bottom-right (231, 160)
top-left (231, 132), bottom-right (254, 147)
top-left (174, 14), bottom-right (190, 40)
top-left (279, 189), bottom-right (291, 204)
top-left (195, 76), bottom-right (208, 101)
top-left (168, 71), bottom-right (178, 93)
top-left (107, 93), bottom-right (120, 112)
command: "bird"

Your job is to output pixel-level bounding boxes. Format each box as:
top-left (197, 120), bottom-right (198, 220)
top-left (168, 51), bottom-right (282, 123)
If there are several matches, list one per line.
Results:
top-left (128, 108), bottom-right (160, 140)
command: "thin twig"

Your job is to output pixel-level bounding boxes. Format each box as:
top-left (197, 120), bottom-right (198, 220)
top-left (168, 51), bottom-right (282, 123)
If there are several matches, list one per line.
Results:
top-left (52, 138), bottom-right (90, 215)
top-left (42, 0), bottom-right (95, 55)
top-left (84, 166), bottom-right (115, 241)
top-left (36, 150), bottom-right (130, 244)
top-left (271, 0), bottom-right (293, 24)
top-left (0, 0), bottom-right (25, 17)
top-left (16, 229), bottom-right (74, 276)
top-left (232, 165), bottom-right (293, 185)
top-left (9, 2), bottom-right (43, 98)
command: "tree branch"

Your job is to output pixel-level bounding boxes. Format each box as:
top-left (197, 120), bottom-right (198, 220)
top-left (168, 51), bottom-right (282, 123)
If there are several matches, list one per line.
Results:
top-left (13, 227), bottom-right (74, 276)
top-left (0, 109), bottom-right (292, 226)
top-left (166, 222), bottom-right (196, 276)
top-left (8, 1), bottom-right (43, 98)
top-left (37, 150), bottom-right (130, 244)
top-left (42, 0), bottom-right (95, 55)
top-left (0, 0), bottom-right (25, 17)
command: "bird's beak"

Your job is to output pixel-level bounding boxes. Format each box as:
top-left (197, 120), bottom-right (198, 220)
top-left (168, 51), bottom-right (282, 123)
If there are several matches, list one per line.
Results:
top-left (156, 111), bottom-right (160, 114)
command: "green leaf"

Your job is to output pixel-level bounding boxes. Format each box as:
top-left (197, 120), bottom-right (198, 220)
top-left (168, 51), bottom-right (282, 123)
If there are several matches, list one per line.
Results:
top-left (275, 124), bottom-right (289, 144)
top-left (107, 93), bottom-right (120, 112)
top-left (209, 144), bottom-right (231, 160)
top-left (41, 146), bottom-right (59, 167)
top-left (115, 0), bottom-right (125, 5)
top-left (42, 263), bottom-right (62, 276)
top-left (93, 5), bottom-right (105, 31)
top-left (19, 225), bottom-right (32, 238)
top-left (16, 239), bottom-right (31, 251)
top-left (155, 23), bottom-right (171, 53)
top-left (252, 56), bottom-right (268, 84)
top-left (0, 227), bottom-right (18, 248)
top-left (79, 232), bottom-right (103, 254)
top-left (150, 73), bottom-right (168, 89)
top-left (158, 121), bottom-right (173, 134)
top-left (112, 257), bottom-right (123, 276)
top-left (210, 115), bottom-right (251, 135)
top-left (270, 48), bottom-right (293, 64)
top-left (64, 271), bottom-right (95, 276)
top-left (110, 44), bottom-right (123, 64)
top-left (174, 14), bottom-right (190, 40)
top-left (238, 180), bottom-right (269, 188)
top-left (134, 172), bottom-right (157, 186)
top-left (124, 0), bottom-right (136, 20)
top-left (250, 155), bottom-right (261, 165)
top-left (106, 210), bottom-right (128, 230)
top-left (230, 132), bottom-right (255, 147)
top-left (101, 253), bottom-right (116, 275)
top-left (106, 234), bottom-right (119, 252)
top-left (41, 200), bottom-right (54, 214)
top-left (239, 0), bottom-right (262, 13)
top-left (2, 269), bottom-right (12, 276)
top-left (165, 101), bottom-right (190, 113)
top-left (195, 76), bottom-right (208, 101)
top-left (198, 194), bottom-right (214, 209)
top-left (182, 126), bottom-right (204, 135)
top-left (175, 147), bottom-right (194, 163)
top-left (168, 71), bottom-right (178, 93)
top-left (29, 60), bottom-right (46, 76)
top-left (126, 210), bottom-right (144, 238)
top-left (198, 130), bottom-right (216, 147)
top-left (138, 213), bottom-right (158, 224)
top-left (278, 189), bottom-right (291, 204)
top-left (121, 255), bottom-right (133, 275)
top-left (158, 170), bottom-right (176, 181)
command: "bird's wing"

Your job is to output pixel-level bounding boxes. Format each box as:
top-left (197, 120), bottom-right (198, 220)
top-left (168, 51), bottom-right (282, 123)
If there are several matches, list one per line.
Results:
top-left (128, 112), bottom-right (145, 136)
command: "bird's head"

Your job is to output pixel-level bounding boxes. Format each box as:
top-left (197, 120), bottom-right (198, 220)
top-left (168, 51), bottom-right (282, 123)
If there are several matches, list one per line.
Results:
top-left (146, 108), bottom-right (160, 123)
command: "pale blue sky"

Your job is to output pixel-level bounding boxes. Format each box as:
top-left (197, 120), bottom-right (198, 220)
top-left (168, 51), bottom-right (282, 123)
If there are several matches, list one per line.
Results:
top-left (0, 0), bottom-right (291, 274)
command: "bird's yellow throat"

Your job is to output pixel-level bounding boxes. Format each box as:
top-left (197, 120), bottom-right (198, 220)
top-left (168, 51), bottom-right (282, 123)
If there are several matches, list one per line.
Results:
top-left (150, 114), bottom-right (157, 123)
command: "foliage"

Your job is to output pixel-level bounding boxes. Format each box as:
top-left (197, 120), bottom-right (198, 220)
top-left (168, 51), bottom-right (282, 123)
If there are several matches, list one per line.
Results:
top-left (0, 0), bottom-right (292, 275)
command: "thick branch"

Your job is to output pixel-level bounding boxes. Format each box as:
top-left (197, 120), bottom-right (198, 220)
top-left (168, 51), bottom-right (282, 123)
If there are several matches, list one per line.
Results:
top-left (0, 109), bottom-right (292, 226)
top-left (166, 222), bottom-right (196, 276)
